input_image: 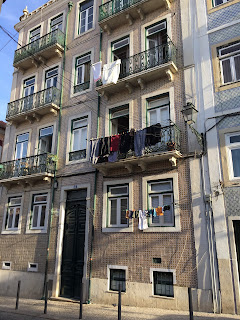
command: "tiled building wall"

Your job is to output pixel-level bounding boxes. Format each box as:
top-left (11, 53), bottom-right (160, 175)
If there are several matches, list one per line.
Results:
top-left (208, 2), bottom-right (240, 30)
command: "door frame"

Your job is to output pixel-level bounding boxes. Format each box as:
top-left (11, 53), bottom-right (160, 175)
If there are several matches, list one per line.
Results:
top-left (52, 183), bottom-right (90, 300)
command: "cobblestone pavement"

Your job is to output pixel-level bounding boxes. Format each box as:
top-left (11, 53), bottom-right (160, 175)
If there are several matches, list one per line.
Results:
top-left (0, 297), bottom-right (240, 320)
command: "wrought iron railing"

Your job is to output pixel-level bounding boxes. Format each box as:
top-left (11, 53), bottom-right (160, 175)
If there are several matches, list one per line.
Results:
top-left (74, 81), bottom-right (90, 94)
top-left (6, 87), bottom-right (61, 119)
top-left (99, 0), bottom-right (144, 21)
top-left (13, 29), bottom-right (65, 65)
top-left (96, 41), bottom-right (176, 87)
top-left (0, 153), bottom-right (56, 181)
top-left (69, 150), bottom-right (87, 162)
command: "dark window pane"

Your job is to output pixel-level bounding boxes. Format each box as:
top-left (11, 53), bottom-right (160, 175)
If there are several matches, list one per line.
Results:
top-left (110, 269), bottom-right (126, 292)
top-left (120, 198), bottom-right (128, 225)
top-left (231, 149), bottom-right (240, 177)
top-left (32, 206), bottom-right (39, 227)
top-left (234, 56), bottom-right (240, 80)
top-left (110, 199), bottom-right (117, 225)
top-left (40, 205), bottom-right (46, 227)
top-left (153, 271), bottom-right (173, 297)
top-left (230, 135), bottom-right (240, 143)
top-left (222, 59), bottom-right (232, 83)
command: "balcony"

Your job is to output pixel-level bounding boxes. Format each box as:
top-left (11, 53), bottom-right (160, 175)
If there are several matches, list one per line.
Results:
top-left (73, 81), bottom-right (90, 94)
top-left (99, 0), bottom-right (173, 32)
top-left (96, 41), bottom-right (177, 97)
top-left (6, 87), bottom-right (61, 124)
top-left (0, 153), bottom-right (56, 187)
top-left (91, 124), bottom-right (182, 175)
top-left (13, 29), bottom-right (65, 71)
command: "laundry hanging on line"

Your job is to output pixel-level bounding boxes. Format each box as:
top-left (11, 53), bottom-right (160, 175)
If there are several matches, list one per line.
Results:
top-left (92, 61), bottom-right (102, 82)
top-left (102, 59), bottom-right (121, 85)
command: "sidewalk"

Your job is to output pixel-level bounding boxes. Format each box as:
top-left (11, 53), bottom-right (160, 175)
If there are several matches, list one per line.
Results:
top-left (0, 297), bottom-right (240, 320)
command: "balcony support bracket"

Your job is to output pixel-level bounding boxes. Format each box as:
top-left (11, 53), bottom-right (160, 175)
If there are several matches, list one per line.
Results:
top-left (38, 56), bottom-right (46, 65)
top-left (165, 0), bottom-right (171, 9)
top-left (43, 177), bottom-right (51, 184)
top-left (125, 82), bottom-right (133, 94)
top-left (137, 7), bottom-right (145, 20)
top-left (100, 90), bottom-right (109, 101)
top-left (169, 156), bottom-right (177, 167)
top-left (25, 115), bottom-right (33, 124)
top-left (49, 108), bottom-right (58, 117)
top-left (124, 164), bottom-right (133, 173)
top-left (32, 112), bottom-right (41, 122)
top-left (126, 13), bottom-right (133, 26)
top-left (103, 24), bottom-right (111, 35)
top-left (166, 69), bottom-right (174, 81)
top-left (98, 167), bottom-right (108, 176)
top-left (55, 49), bottom-right (63, 58)
top-left (138, 161), bottom-right (147, 171)
top-left (137, 78), bottom-right (145, 90)
top-left (31, 58), bottom-right (40, 68)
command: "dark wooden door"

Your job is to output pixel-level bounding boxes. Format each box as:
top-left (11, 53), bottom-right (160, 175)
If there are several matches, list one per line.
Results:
top-left (233, 221), bottom-right (240, 280)
top-left (60, 190), bottom-right (87, 298)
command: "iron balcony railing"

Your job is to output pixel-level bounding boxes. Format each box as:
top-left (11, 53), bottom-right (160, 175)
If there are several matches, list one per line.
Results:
top-left (6, 87), bottom-right (61, 119)
top-left (13, 29), bottom-right (65, 65)
top-left (99, 0), bottom-right (144, 21)
top-left (97, 41), bottom-right (176, 87)
top-left (73, 81), bottom-right (90, 94)
top-left (0, 153), bottom-right (56, 181)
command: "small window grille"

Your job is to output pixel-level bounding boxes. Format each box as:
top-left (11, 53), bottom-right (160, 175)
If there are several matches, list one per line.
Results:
top-left (2, 261), bottom-right (11, 270)
top-left (28, 262), bottom-right (38, 272)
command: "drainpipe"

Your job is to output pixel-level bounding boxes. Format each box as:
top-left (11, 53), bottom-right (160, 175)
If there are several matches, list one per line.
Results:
top-left (42, 1), bottom-right (73, 297)
top-left (88, 29), bottom-right (103, 303)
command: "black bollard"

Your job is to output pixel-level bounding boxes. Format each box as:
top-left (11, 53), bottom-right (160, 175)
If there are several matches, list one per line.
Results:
top-left (15, 281), bottom-right (21, 310)
top-left (79, 281), bottom-right (83, 319)
top-left (44, 282), bottom-right (48, 314)
top-left (188, 287), bottom-right (194, 320)
top-left (118, 283), bottom-right (121, 320)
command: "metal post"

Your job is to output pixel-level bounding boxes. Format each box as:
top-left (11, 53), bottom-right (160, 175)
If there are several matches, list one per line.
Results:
top-left (44, 282), bottom-right (48, 314)
top-left (15, 281), bottom-right (21, 310)
top-left (118, 283), bottom-right (121, 320)
top-left (79, 281), bottom-right (83, 319)
top-left (188, 287), bottom-right (194, 320)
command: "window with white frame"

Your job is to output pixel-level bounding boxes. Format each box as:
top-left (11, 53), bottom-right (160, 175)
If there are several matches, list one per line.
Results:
top-left (107, 185), bottom-right (129, 228)
top-left (109, 269), bottom-right (126, 292)
top-left (148, 179), bottom-right (174, 227)
top-left (110, 104), bottom-right (129, 135)
top-left (112, 36), bottom-right (130, 75)
top-left (4, 197), bottom-right (22, 231)
top-left (15, 133), bottom-right (29, 160)
top-left (74, 53), bottom-right (91, 93)
top-left (153, 271), bottom-right (174, 297)
top-left (147, 94), bottom-right (170, 127)
top-left (219, 42), bottom-right (240, 84)
top-left (213, 0), bottom-right (230, 7)
top-left (79, 0), bottom-right (93, 34)
top-left (226, 132), bottom-right (240, 179)
top-left (50, 14), bottom-right (63, 31)
top-left (38, 126), bottom-right (53, 154)
top-left (45, 67), bottom-right (58, 89)
top-left (30, 194), bottom-right (48, 229)
top-left (29, 26), bottom-right (41, 43)
top-left (69, 116), bottom-right (88, 161)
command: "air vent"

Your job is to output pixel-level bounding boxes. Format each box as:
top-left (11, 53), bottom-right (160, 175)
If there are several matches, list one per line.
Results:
top-left (28, 262), bottom-right (38, 272)
top-left (153, 258), bottom-right (162, 264)
top-left (2, 261), bottom-right (11, 270)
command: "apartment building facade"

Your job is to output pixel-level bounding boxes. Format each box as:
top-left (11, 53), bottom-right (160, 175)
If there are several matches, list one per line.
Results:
top-left (0, 0), bottom-right (227, 314)
top-left (0, 121), bottom-right (6, 161)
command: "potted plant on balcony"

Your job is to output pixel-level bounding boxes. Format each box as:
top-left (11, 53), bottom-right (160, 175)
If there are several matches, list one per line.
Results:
top-left (167, 141), bottom-right (175, 151)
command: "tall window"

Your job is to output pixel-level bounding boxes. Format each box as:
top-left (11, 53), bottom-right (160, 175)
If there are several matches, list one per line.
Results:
top-left (213, 0), bottom-right (230, 7)
top-left (30, 194), bottom-right (48, 229)
top-left (50, 14), bottom-right (63, 31)
top-left (112, 37), bottom-right (129, 76)
top-left (147, 94), bottom-right (170, 127)
top-left (45, 67), bottom-right (58, 88)
top-left (110, 105), bottom-right (129, 135)
top-left (226, 132), bottom-right (240, 179)
top-left (74, 53), bottom-right (91, 93)
top-left (70, 117), bottom-right (88, 161)
top-left (79, 0), bottom-right (93, 34)
top-left (4, 197), bottom-right (22, 231)
top-left (110, 269), bottom-right (126, 292)
top-left (29, 26), bottom-right (41, 43)
top-left (219, 42), bottom-right (240, 84)
top-left (23, 77), bottom-right (35, 97)
top-left (38, 126), bottom-right (53, 154)
top-left (148, 179), bottom-right (174, 227)
top-left (107, 185), bottom-right (128, 228)
top-left (15, 133), bottom-right (29, 160)
top-left (153, 271), bottom-right (174, 297)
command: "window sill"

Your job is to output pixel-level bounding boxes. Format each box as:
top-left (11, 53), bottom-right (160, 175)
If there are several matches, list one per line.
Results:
top-left (102, 227), bottom-right (133, 233)
top-left (66, 158), bottom-right (88, 165)
top-left (25, 228), bottom-right (47, 234)
top-left (74, 27), bottom-right (95, 40)
top-left (106, 290), bottom-right (127, 294)
top-left (151, 295), bottom-right (175, 300)
top-left (1, 229), bottom-right (21, 235)
top-left (143, 226), bottom-right (181, 233)
top-left (217, 80), bottom-right (240, 92)
top-left (70, 86), bottom-right (92, 98)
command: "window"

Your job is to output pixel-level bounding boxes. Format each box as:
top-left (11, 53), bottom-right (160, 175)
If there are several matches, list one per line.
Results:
top-left (15, 133), bottom-right (29, 160)
top-left (38, 126), bottom-right (53, 154)
top-left (219, 42), bottom-right (240, 84)
top-left (147, 94), bottom-right (170, 127)
top-left (213, 0), bottom-right (230, 7)
top-left (30, 194), bottom-right (48, 229)
top-left (29, 26), bottom-right (41, 43)
top-left (146, 21), bottom-right (167, 66)
top-left (79, 0), bottom-right (93, 34)
top-left (45, 67), bottom-right (58, 89)
top-left (74, 53), bottom-right (91, 93)
top-left (28, 262), bottom-right (38, 272)
top-left (107, 185), bottom-right (128, 228)
top-left (148, 179), bottom-right (174, 227)
top-left (226, 133), bottom-right (240, 179)
top-left (50, 14), bottom-right (63, 31)
top-left (23, 77), bottom-right (35, 111)
top-left (112, 37), bottom-right (129, 76)
top-left (4, 197), bottom-right (22, 231)
top-left (110, 269), bottom-right (126, 292)
top-left (153, 271), bottom-right (174, 297)
top-left (110, 105), bottom-right (129, 135)
top-left (70, 117), bottom-right (88, 161)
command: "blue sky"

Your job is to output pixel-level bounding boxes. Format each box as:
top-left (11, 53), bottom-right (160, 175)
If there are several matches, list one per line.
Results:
top-left (0, 0), bottom-right (48, 122)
